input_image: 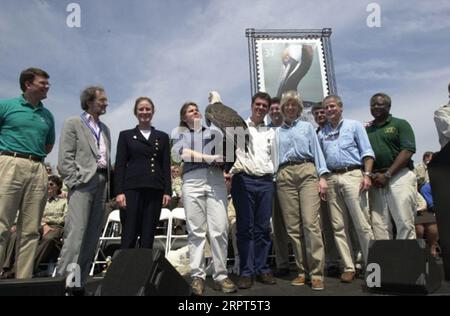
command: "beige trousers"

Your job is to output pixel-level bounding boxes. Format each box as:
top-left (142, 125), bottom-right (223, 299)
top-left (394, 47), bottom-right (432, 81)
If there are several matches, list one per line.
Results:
top-left (327, 169), bottom-right (374, 272)
top-left (0, 156), bottom-right (47, 278)
top-left (276, 163), bottom-right (325, 280)
top-left (272, 185), bottom-right (290, 270)
top-left (370, 168), bottom-right (417, 240)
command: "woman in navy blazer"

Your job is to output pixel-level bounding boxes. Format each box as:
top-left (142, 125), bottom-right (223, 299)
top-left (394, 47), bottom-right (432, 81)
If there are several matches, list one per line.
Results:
top-left (114, 97), bottom-right (172, 249)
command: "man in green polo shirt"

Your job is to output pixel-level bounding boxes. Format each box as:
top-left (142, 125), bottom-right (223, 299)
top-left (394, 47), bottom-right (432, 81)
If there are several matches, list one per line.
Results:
top-left (366, 92), bottom-right (417, 240)
top-left (0, 67), bottom-right (55, 279)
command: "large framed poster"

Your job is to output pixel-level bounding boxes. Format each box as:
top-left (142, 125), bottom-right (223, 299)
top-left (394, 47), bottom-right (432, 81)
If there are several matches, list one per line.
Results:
top-left (246, 28), bottom-right (337, 123)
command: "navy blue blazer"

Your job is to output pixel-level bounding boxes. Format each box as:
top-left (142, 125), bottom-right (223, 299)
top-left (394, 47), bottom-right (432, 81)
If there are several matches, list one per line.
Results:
top-left (114, 126), bottom-right (172, 196)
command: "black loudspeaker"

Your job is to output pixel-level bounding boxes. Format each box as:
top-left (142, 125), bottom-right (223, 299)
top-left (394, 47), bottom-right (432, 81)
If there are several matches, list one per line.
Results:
top-left (98, 249), bottom-right (191, 296)
top-left (0, 277), bottom-right (66, 296)
top-left (428, 144), bottom-right (450, 280)
top-left (366, 240), bottom-right (442, 294)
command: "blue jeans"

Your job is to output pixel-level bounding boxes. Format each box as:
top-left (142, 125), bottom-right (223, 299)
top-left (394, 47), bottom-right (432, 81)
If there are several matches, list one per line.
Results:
top-left (231, 173), bottom-right (274, 277)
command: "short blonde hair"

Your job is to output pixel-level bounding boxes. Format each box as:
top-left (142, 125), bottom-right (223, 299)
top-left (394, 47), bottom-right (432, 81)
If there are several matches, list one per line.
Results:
top-left (280, 90), bottom-right (303, 118)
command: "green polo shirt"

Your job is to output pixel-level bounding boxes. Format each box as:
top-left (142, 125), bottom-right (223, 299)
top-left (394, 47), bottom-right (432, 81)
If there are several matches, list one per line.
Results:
top-left (366, 114), bottom-right (416, 170)
top-left (0, 95), bottom-right (55, 158)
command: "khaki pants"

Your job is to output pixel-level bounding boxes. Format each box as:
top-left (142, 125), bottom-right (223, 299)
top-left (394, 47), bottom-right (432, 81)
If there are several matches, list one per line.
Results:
top-left (327, 169), bottom-right (374, 272)
top-left (0, 156), bottom-right (47, 278)
top-left (319, 201), bottom-right (341, 266)
top-left (277, 163), bottom-right (325, 280)
top-left (272, 185), bottom-right (290, 270)
top-left (370, 168), bottom-right (417, 240)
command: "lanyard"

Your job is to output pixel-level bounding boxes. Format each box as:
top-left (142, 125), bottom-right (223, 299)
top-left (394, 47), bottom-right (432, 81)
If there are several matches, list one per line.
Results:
top-left (81, 113), bottom-right (102, 147)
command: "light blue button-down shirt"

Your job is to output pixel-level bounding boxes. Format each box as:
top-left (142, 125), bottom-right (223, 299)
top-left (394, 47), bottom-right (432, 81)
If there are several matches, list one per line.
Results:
top-left (276, 119), bottom-right (329, 176)
top-left (318, 118), bottom-right (375, 170)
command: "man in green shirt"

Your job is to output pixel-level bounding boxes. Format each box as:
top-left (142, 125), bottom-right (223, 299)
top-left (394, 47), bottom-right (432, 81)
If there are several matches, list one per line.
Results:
top-left (0, 67), bottom-right (55, 279)
top-left (366, 92), bottom-right (417, 240)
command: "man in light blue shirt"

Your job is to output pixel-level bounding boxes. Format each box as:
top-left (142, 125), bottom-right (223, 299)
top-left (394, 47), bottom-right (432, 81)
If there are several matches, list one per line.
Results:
top-left (318, 95), bottom-right (375, 283)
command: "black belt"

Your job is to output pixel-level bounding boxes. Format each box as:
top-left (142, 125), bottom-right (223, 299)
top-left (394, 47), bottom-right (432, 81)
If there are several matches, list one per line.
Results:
top-left (279, 159), bottom-right (313, 169)
top-left (373, 168), bottom-right (389, 173)
top-left (0, 151), bottom-right (44, 162)
top-left (96, 168), bottom-right (108, 174)
top-left (330, 165), bottom-right (362, 174)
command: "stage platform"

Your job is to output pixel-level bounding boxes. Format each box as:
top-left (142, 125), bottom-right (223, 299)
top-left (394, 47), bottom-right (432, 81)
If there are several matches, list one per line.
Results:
top-left (85, 268), bottom-right (450, 296)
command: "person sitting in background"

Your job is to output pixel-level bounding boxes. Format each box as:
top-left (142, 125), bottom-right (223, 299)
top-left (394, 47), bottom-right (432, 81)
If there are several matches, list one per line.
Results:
top-left (45, 163), bottom-right (53, 175)
top-left (169, 165), bottom-right (185, 235)
top-left (1, 175), bottom-right (67, 278)
top-left (170, 165), bottom-right (183, 209)
top-left (413, 152), bottom-right (439, 257)
top-left (414, 151), bottom-right (433, 190)
top-left (415, 191), bottom-right (439, 257)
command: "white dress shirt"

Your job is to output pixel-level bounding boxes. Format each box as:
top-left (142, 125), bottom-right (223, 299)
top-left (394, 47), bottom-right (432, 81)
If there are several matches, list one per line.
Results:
top-left (84, 112), bottom-right (107, 169)
top-left (230, 118), bottom-right (277, 176)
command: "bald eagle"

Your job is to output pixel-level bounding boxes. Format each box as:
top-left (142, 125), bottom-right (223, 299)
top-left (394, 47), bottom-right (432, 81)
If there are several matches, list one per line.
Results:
top-left (205, 92), bottom-right (249, 166)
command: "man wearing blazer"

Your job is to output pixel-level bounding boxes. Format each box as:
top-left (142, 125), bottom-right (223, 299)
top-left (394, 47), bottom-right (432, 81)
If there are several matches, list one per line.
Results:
top-left (56, 86), bottom-right (111, 290)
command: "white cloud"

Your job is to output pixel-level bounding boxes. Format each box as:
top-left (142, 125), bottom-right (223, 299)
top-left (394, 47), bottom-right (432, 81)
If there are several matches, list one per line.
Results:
top-left (1, 0), bottom-right (449, 167)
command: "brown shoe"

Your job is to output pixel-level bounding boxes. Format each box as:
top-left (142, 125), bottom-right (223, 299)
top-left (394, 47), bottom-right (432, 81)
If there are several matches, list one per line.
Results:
top-left (256, 272), bottom-right (276, 285)
top-left (290, 275), bottom-right (306, 286)
top-left (311, 279), bottom-right (325, 291)
top-left (237, 276), bottom-right (253, 289)
top-left (214, 277), bottom-right (237, 294)
top-left (341, 271), bottom-right (356, 283)
top-left (191, 277), bottom-right (205, 296)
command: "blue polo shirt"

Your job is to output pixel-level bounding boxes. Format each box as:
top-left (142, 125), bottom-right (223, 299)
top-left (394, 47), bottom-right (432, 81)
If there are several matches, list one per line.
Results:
top-left (318, 118), bottom-right (375, 170)
top-left (0, 95), bottom-right (55, 158)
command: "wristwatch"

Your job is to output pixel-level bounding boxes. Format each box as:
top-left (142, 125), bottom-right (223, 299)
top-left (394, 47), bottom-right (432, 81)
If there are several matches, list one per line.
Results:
top-left (363, 171), bottom-right (374, 179)
top-left (384, 171), bottom-right (392, 179)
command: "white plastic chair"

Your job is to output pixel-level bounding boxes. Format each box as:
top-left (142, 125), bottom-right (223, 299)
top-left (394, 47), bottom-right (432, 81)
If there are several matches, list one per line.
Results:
top-left (168, 208), bottom-right (188, 252)
top-left (154, 208), bottom-right (172, 256)
top-left (89, 210), bottom-right (121, 276)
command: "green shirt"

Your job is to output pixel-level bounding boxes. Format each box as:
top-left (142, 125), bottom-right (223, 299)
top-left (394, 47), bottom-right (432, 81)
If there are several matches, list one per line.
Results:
top-left (366, 115), bottom-right (416, 170)
top-left (0, 95), bottom-right (55, 158)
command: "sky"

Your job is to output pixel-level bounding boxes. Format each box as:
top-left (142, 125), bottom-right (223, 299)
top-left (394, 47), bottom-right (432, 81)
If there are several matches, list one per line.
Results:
top-left (1, 0), bottom-right (449, 167)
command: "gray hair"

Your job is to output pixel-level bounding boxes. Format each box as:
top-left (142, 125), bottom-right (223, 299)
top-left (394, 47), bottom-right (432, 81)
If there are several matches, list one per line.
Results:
top-left (80, 86), bottom-right (105, 111)
top-left (323, 95), bottom-right (343, 107)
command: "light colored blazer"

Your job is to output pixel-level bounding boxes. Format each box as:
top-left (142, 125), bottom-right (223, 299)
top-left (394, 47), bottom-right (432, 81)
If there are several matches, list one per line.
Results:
top-left (434, 104), bottom-right (450, 148)
top-left (58, 116), bottom-right (111, 191)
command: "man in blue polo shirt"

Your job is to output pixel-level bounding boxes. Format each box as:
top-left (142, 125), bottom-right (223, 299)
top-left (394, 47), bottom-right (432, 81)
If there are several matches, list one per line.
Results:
top-left (0, 67), bottom-right (55, 279)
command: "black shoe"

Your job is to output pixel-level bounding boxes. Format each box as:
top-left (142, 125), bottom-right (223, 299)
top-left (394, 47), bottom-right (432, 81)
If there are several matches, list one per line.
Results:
top-left (66, 287), bottom-right (85, 296)
top-left (0, 270), bottom-right (15, 279)
top-left (273, 268), bottom-right (290, 277)
top-left (326, 265), bottom-right (341, 277)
